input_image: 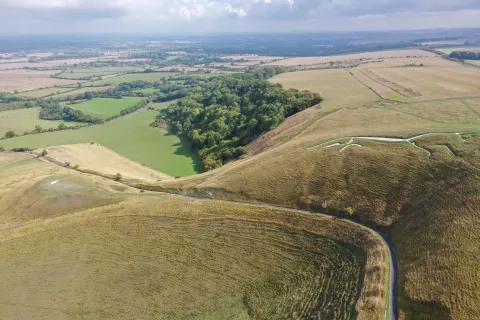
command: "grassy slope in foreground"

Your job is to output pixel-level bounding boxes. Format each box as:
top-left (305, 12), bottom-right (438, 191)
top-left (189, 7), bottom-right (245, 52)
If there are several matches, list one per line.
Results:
top-left (68, 97), bottom-right (143, 119)
top-left (1, 102), bottom-right (202, 177)
top-left (0, 107), bottom-right (84, 136)
top-left (0, 153), bottom-right (387, 320)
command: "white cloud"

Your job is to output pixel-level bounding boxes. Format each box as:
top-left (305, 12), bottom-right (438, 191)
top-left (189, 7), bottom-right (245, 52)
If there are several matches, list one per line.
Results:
top-left (0, 0), bottom-right (479, 33)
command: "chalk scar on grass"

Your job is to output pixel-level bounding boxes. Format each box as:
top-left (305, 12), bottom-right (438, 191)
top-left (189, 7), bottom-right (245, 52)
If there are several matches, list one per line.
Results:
top-left (324, 143), bottom-right (341, 148)
top-left (51, 180), bottom-right (59, 185)
top-left (340, 144), bottom-right (362, 153)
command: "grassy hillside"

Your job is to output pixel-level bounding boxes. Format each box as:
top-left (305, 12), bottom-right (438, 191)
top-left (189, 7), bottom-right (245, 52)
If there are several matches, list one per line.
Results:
top-left (0, 153), bottom-right (387, 320)
top-left (135, 95), bottom-right (480, 319)
top-left (1, 103), bottom-right (201, 177)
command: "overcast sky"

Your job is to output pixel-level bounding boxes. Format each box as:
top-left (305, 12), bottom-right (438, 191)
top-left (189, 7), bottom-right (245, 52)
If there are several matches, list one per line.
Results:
top-left (0, 0), bottom-right (480, 34)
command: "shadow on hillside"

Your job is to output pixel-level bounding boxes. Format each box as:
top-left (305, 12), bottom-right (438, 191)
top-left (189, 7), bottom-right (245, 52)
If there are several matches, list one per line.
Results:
top-left (165, 132), bottom-right (204, 173)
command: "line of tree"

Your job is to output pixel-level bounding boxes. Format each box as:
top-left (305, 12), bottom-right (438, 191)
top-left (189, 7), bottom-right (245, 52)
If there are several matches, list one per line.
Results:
top-left (449, 51), bottom-right (480, 60)
top-left (158, 71), bottom-right (322, 170)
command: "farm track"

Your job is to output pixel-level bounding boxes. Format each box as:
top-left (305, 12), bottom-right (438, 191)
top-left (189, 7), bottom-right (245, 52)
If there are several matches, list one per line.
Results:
top-left (31, 153), bottom-right (398, 320)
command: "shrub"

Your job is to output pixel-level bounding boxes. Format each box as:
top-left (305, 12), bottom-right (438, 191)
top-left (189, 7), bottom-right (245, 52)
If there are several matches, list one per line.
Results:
top-left (41, 149), bottom-right (48, 157)
top-left (73, 164), bottom-right (80, 169)
top-left (115, 173), bottom-right (122, 181)
top-left (5, 131), bottom-right (15, 139)
top-left (343, 207), bottom-right (355, 218)
top-left (65, 162), bottom-right (71, 167)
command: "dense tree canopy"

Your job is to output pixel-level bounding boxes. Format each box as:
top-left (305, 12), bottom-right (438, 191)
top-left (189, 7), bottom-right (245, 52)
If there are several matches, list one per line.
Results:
top-left (449, 51), bottom-right (480, 60)
top-left (159, 74), bottom-right (322, 170)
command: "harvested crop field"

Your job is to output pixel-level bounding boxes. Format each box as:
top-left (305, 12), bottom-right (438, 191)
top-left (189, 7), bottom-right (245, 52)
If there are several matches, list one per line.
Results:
top-left (267, 49), bottom-right (435, 66)
top-left (36, 143), bottom-right (172, 181)
top-left (270, 69), bottom-right (380, 110)
top-left (0, 57), bottom-right (105, 71)
top-left (56, 66), bottom-right (145, 80)
top-left (2, 104), bottom-right (202, 177)
top-left (0, 69), bottom-right (81, 93)
top-left (356, 64), bottom-right (480, 100)
top-left (15, 87), bottom-right (74, 98)
top-left (68, 97), bottom-right (143, 119)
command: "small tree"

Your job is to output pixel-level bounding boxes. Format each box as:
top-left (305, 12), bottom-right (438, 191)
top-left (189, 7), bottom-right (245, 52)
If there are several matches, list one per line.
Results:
top-left (58, 123), bottom-right (67, 130)
top-left (5, 131), bottom-right (15, 138)
top-left (41, 149), bottom-right (48, 157)
top-left (34, 126), bottom-right (43, 133)
top-left (115, 173), bottom-right (122, 181)
top-left (65, 162), bottom-right (71, 167)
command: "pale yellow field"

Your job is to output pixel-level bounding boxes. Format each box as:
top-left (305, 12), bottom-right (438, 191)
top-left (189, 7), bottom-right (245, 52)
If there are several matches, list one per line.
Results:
top-left (366, 65), bottom-right (480, 99)
top-left (267, 49), bottom-right (436, 66)
top-left (35, 143), bottom-right (173, 182)
top-left (0, 69), bottom-right (81, 93)
top-left (270, 69), bottom-right (380, 110)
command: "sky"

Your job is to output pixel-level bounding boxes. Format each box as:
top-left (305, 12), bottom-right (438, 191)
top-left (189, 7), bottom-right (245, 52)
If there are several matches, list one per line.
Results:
top-left (0, 0), bottom-right (479, 34)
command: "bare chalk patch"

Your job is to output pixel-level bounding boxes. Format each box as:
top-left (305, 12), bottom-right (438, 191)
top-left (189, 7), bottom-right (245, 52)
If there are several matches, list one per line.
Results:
top-left (51, 180), bottom-right (59, 185)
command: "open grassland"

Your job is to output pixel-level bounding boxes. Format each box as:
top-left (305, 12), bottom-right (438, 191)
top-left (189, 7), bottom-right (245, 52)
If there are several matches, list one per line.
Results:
top-left (68, 97), bottom-right (143, 119)
top-left (270, 69), bottom-right (380, 111)
top-left (86, 72), bottom-right (177, 86)
top-left (56, 66), bottom-right (145, 79)
top-left (0, 69), bottom-right (81, 93)
top-left (14, 86), bottom-right (73, 98)
top-left (1, 103), bottom-right (201, 177)
top-left (267, 49), bottom-right (435, 67)
top-left (0, 108), bottom-right (84, 137)
top-left (0, 153), bottom-right (387, 320)
top-left (35, 143), bottom-right (172, 182)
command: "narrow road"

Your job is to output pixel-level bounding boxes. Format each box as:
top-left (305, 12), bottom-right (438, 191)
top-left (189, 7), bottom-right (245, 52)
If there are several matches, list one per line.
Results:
top-left (33, 153), bottom-right (398, 320)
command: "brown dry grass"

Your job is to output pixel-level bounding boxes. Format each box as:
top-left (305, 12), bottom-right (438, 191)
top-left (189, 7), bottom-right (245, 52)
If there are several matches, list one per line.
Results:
top-left (0, 152), bottom-right (387, 320)
top-left (0, 69), bottom-right (81, 93)
top-left (35, 144), bottom-right (173, 182)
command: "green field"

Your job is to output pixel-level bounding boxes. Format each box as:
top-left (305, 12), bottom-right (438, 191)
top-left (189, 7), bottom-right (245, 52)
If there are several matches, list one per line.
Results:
top-left (68, 97), bottom-right (143, 119)
top-left (86, 72), bottom-right (177, 86)
top-left (56, 67), bottom-right (145, 79)
top-left (134, 88), bottom-right (159, 94)
top-left (0, 108), bottom-right (84, 137)
top-left (1, 102), bottom-right (201, 177)
top-left (16, 87), bottom-right (74, 98)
